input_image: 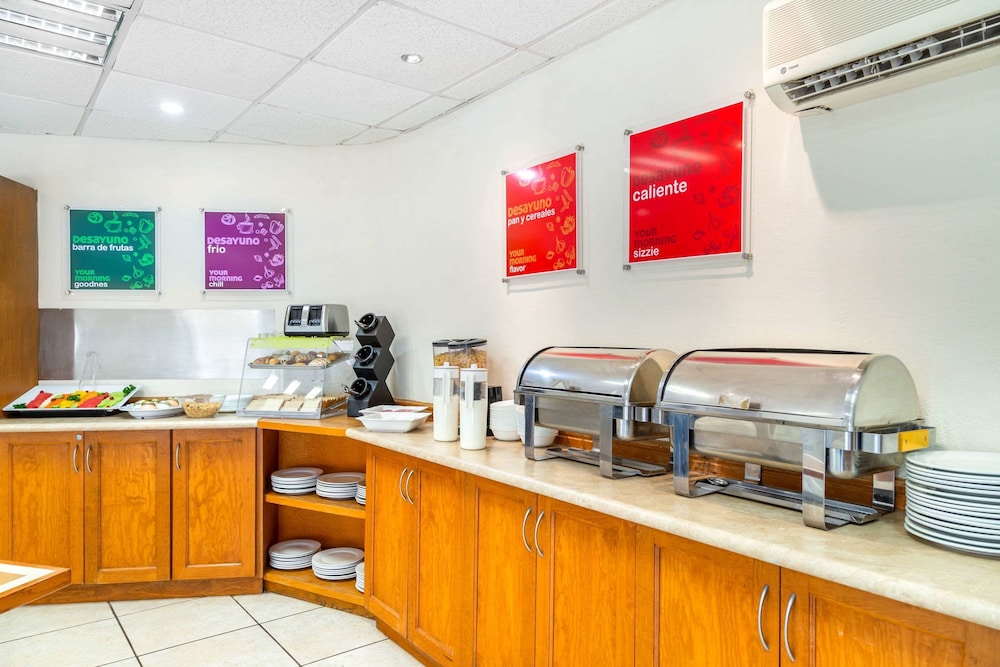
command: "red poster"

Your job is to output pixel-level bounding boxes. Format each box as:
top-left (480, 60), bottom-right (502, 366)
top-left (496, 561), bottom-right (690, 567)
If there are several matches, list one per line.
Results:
top-left (627, 101), bottom-right (745, 264)
top-left (505, 152), bottom-right (578, 278)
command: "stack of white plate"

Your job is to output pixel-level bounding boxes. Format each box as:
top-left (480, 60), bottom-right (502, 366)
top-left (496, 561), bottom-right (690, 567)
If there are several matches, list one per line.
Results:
top-left (490, 400), bottom-right (519, 441)
top-left (355, 562), bottom-right (365, 593)
top-left (356, 482), bottom-right (367, 505)
top-left (271, 467), bottom-right (323, 495)
top-left (904, 450), bottom-right (1000, 557)
top-left (311, 547), bottom-right (364, 581)
top-left (316, 472), bottom-right (365, 499)
top-left (269, 539), bottom-right (321, 570)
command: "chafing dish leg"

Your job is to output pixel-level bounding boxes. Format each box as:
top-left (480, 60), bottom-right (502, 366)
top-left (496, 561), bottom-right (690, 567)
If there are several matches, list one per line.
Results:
top-left (522, 394), bottom-right (557, 461)
top-left (871, 470), bottom-right (896, 513)
top-left (597, 403), bottom-right (631, 479)
top-left (670, 413), bottom-right (721, 497)
top-left (801, 430), bottom-right (833, 530)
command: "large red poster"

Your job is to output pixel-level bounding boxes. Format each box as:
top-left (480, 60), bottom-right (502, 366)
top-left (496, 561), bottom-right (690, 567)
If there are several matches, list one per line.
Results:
top-left (505, 152), bottom-right (578, 278)
top-left (627, 101), bottom-right (745, 264)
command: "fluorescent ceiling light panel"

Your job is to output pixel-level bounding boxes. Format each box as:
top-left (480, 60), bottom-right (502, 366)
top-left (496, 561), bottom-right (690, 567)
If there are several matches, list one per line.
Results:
top-left (0, 0), bottom-right (123, 64)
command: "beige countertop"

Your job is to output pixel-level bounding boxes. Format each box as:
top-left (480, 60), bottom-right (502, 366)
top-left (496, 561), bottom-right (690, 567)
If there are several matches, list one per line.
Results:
top-left (347, 425), bottom-right (1000, 632)
top-left (0, 412), bottom-right (259, 432)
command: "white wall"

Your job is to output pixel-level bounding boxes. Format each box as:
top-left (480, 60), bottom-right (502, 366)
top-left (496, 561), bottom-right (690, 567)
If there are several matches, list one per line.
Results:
top-left (2, 0), bottom-right (999, 451)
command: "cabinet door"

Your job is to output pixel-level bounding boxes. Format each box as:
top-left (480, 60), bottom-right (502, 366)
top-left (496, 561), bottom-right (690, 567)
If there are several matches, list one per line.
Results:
top-left (84, 430), bottom-right (171, 584)
top-left (781, 569), bottom-right (1000, 667)
top-left (172, 429), bottom-right (256, 580)
top-left (366, 447), bottom-right (412, 634)
top-left (408, 459), bottom-right (466, 666)
top-left (466, 475), bottom-right (537, 667)
top-left (636, 527), bottom-right (780, 667)
top-left (535, 497), bottom-right (636, 667)
top-left (0, 433), bottom-right (85, 584)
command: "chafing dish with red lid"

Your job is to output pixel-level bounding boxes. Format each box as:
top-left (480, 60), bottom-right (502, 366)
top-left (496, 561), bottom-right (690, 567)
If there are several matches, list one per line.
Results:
top-left (653, 348), bottom-right (934, 529)
top-left (515, 346), bottom-right (677, 479)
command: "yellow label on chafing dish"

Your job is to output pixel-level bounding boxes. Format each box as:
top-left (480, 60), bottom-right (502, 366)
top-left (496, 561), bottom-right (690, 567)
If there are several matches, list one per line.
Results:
top-left (899, 429), bottom-right (930, 451)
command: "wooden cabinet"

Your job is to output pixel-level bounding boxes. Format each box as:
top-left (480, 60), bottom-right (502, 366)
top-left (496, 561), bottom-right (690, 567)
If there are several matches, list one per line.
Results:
top-left (258, 419), bottom-right (368, 609)
top-left (466, 476), bottom-right (636, 667)
top-left (636, 528), bottom-right (779, 667)
top-left (781, 570), bottom-right (1000, 667)
top-left (1, 428), bottom-right (255, 592)
top-left (0, 432), bottom-right (85, 583)
top-left (172, 428), bottom-right (256, 580)
top-left (85, 430), bottom-right (171, 584)
top-left (637, 526), bottom-right (1000, 667)
top-left (367, 447), bottom-right (466, 666)
top-left (0, 175), bottom-right (38, 409)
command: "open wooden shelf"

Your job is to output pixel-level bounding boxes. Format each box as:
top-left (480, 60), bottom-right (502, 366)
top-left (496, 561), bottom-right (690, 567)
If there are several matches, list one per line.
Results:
top-left (264, 491), bottom-right (366, 519)
top-left (263, 566), bottom-right (364, 607)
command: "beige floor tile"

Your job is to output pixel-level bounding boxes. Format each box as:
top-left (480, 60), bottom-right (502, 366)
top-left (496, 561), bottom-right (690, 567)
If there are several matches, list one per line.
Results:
top-left (110, 596), bottom-right (197, 617)
top-left (0, 601), bottom-right (113, 643)
top-left (116, 595), bottom-right (255, 656)
top-left (233, 591), bottom-right (321, 623)
top-left (103, 660), bottom-right (141, 666)
top-left (262, 606), bottom-right (387, 664)
top-left (309, 638), bottom-right (424, 666)
top-left (0, 618), bottom-right (133, 667)
top-left (138, 625), bottom-right (298, 667)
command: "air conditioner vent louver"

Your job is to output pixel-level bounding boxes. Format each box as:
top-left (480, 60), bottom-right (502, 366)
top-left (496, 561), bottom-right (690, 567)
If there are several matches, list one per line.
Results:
top-left (781, 12), bottom-right (1000, 104)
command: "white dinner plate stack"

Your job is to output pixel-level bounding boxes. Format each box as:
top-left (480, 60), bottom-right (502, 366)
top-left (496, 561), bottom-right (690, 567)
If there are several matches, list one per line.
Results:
top-left (315, 472), bottom-right (365, 500)
top-left (355, 562), bottom-right (365, 593)
top-left (355, 482), bottom-right (367, 505)
top-left (311, 547), bottom-right (364, 581)
top-left (271, 467), bottom-right (324, 495)
top-left (269, 539), bottom-right (321, 570)
top-left (904, 450), bottom-right (1000, 557)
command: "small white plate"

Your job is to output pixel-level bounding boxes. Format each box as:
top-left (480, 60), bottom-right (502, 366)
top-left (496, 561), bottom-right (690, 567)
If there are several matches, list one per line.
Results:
top-left (271, 467), bottom-right (324, 481)
top-left (312, 547), bottom-right (364, 568)
top-left (318, 472), bottom-right (365, 485)
top-left (269, 539), bottom-right (321, 557)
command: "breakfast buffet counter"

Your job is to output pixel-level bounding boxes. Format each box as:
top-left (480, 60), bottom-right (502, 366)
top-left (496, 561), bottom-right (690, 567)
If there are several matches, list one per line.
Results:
top-left (0, 413), bottom-right (259, 432)
top-left (347, 426), bottom-right (1000, 632)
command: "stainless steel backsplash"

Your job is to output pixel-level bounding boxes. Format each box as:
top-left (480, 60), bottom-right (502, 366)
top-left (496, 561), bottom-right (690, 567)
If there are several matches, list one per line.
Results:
top-left (40, 308), bottom-right (276, 380)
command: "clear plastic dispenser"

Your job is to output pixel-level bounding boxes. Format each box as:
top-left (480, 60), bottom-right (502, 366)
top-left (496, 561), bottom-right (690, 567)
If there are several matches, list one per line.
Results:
top-left (432, 338), bottom-right (488, 369)
top-left (238, 335), bottom-right (354, 419)
top-left (459, 365), bottom-right (488, 450)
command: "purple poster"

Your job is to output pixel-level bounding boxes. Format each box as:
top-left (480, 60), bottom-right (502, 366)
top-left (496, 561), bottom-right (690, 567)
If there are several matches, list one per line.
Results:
top-left (204, 211), bottom-right (287, 290)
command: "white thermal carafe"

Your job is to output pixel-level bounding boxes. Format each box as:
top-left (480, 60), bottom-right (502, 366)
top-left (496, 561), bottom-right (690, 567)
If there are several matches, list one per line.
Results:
top-left (459, 365), bottom-right (488, 450)
top-left (432, 365), bottom-right (459, 442)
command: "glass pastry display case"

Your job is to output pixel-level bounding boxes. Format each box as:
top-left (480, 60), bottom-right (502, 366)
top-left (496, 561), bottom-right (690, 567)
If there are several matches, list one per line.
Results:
top-left (238, 335), bottom-right (354, 419)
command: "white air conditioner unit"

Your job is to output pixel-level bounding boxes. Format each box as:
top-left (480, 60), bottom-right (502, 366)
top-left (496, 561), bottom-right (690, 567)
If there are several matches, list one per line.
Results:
top-left (763, 0), bottom-right (1000, 115)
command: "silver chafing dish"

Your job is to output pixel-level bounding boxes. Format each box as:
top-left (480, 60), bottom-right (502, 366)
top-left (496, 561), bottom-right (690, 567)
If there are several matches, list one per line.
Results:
top-left (515, 346), bottom-right (676, 479)
top-left (654, 349), bottom-right (934, 529)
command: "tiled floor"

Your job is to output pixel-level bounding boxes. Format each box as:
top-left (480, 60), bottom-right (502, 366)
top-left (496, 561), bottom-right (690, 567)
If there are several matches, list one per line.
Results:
top-left (0, 593), bottom-right (422, 666)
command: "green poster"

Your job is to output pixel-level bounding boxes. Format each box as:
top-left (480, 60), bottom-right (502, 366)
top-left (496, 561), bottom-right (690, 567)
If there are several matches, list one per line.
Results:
top-left (69, 209), bottom-right (157, 291)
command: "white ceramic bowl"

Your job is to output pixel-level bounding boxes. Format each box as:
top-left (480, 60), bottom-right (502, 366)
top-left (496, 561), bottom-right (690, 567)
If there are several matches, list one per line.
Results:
top-left (491, 428), bottom-right (519, 441)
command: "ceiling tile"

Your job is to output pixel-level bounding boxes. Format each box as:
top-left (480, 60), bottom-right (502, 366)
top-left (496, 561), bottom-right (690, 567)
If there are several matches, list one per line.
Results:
top-left (314, 1), bottom-right (512, 93)
top-left (0, 47), bottom-right (102, 106)
top-left (227, 104), bottom-right (367, 146)
top-left (112, 16), bottom-right (299, 100)
top-left (214, 133), bottom-right (280, 145)
top-left (442, 51), bottom-right (550, 101)
top-left (0, 93), bottom-right (84, 134)
top-left (81, 109), bottom-right (217, 141)
top-left (343, 128), bottom-right (402, 145)
top-left (138, 0), bottom-right (369, 58)
top-left (396, 0), bottom-right (608, 44)
top-left (95, 73), bottom-right (252, 131)
top-left (380, 95), bottom-right (463, 132)
top-left (531, 0), bottom-right (668, 58)
top-left (264, 62), bottom-right (429, 126)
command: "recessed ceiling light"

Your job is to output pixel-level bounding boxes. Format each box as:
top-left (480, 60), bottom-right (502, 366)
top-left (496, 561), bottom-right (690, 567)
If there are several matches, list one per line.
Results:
top-left (159, 101), bottom-right (184, 115)
top-left (400, 53), bottom-right (422, 64)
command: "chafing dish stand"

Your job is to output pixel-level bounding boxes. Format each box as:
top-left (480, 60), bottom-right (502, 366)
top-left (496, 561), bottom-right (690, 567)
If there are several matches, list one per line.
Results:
top-left (655, 349), bottom-right (934, 530)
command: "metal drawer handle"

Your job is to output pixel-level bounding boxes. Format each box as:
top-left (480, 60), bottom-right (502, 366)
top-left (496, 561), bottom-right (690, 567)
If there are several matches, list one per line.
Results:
top-left (784, 592), bottom-right (796, 663)
top-left (521, 507), bottom-right (533, 553)
top-left (533, 510), bottom-right (545, 558)
top-left (175, 444), bottom-right (181, 471)
top-left (397, 467), bottom-right (408, 501)
top-left (72, 444), bottom-right (79, 474)
top-left (85, 445), bottom-right (93, 474)
top-left (757, 584), bottom-right (770, 652)
top-left (404, 468), bottom-right (415, 505)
